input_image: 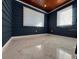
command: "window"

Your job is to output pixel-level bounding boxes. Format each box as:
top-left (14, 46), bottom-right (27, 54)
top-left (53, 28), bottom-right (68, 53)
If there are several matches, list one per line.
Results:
top-left (57, 5), bottom-right (73, 27)
top-left (23, 6), bottom-right (44, 27)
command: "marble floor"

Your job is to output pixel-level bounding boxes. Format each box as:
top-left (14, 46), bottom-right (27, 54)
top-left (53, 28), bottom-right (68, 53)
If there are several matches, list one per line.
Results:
top-left (2, 34), bottom-right (77, 59)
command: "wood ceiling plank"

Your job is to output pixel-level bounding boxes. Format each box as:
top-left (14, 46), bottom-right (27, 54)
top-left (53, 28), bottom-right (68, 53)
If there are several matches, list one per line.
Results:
top-left (20, 0), bottom-right (71, 12)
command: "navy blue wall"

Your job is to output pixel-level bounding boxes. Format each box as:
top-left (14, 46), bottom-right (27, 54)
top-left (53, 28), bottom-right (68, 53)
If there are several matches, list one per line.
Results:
top-left (2, 0), bottom-right (12, 46)
top-left (2, 0), bottom-right (77, 46)
top-left (2, 0), bottom-right (77, 47)
top-left (12, 0), bottom-right (77, 37)
top-left (48, 1), bottom-right (77, 38)
top-left (12, 1), bottom-right (48, 36)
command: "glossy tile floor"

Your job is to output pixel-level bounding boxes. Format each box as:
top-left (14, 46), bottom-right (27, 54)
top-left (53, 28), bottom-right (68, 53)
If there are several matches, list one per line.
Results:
top-left (3, 34), bottom-right (77, 59)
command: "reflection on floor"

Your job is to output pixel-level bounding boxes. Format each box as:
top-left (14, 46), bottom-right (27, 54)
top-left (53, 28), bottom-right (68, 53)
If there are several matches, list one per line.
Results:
top-left (3, 34), bottom-right (77, 59)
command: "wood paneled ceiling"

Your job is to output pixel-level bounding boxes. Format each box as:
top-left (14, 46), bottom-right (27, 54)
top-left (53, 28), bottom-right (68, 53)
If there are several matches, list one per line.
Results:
top-left (19, 0), bottom-right (71, 13)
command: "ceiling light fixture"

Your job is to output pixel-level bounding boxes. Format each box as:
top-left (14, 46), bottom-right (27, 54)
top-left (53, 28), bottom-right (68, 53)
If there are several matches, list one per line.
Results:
top-left (44, 4), bottom-right (47, 8)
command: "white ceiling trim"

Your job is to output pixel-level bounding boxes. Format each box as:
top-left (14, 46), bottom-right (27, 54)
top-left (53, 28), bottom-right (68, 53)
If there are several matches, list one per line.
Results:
top-left (16, 0), bottom-right (73, 14)
top-left (48, 0), bottom-right (73, 14)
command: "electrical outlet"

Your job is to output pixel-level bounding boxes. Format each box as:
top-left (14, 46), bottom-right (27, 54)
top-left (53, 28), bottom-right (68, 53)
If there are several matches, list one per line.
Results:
top-left (51, 30), bottom-right (53, 32)
top-left (35, 30), bottom-right (37, 32)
